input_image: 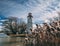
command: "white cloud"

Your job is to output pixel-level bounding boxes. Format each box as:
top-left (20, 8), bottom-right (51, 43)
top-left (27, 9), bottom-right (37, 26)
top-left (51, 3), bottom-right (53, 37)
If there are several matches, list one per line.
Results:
top-left (0, 26), bottom-right (2, 31)
top-left (0, 0), bottom-right (60, 24)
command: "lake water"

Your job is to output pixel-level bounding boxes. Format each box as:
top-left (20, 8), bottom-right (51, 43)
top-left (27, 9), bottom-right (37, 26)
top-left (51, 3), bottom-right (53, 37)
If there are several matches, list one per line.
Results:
top-left (0, 33), bottom-right (60, 46)
top-left (0, 33), bottom-right (25, 46)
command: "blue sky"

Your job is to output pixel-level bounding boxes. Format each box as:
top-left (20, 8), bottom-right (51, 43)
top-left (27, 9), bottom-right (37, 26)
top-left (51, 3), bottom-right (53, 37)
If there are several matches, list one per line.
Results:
top-left (0, 0), bottom-right (60, 26)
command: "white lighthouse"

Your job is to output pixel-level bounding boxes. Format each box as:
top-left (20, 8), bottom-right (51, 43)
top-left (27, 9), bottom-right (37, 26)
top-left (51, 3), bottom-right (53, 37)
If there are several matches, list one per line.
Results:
top-left (58, 12), bottom-right (60, 21)
top-left (26, 13), bottom-right (33, 34)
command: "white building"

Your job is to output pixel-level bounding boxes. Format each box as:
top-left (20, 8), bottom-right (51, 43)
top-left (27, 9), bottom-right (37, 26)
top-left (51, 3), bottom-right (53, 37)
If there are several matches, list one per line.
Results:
top-left (58, 12), bottom-right (60, 21)
top-left (26, 13), bottom-right (33, 34)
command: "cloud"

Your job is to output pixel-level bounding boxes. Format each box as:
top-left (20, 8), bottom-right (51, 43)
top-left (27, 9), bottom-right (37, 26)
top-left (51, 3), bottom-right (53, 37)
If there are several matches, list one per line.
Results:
top-left (0, 0), bottom-right (60, 24)
top-left (0, 26), bottom-right (2, 31)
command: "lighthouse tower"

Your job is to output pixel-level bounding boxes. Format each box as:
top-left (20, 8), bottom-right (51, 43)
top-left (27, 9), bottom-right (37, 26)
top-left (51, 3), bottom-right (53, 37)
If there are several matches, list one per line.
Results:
top-left (58, 12), bottom-right (60, 21)
top-left (27, 13), bottom-right (33, 34)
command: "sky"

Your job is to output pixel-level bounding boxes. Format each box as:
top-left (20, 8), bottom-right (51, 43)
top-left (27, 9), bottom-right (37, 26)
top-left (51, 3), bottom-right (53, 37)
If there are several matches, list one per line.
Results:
top-left (0, 0), bottom-right (60, 30)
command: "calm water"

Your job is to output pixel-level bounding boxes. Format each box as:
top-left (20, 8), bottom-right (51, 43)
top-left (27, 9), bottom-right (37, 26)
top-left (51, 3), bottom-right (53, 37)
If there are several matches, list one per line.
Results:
top-left (0, 33), bottom-right (25, 46)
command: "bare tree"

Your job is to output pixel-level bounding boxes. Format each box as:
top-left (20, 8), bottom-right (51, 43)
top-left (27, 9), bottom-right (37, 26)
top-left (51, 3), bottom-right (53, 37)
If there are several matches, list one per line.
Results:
top-left (2, 17), bottom-right (27, 35)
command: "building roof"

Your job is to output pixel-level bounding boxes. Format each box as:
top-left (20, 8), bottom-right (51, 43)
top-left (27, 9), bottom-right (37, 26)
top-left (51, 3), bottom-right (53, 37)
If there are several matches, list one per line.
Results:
top-left (27, 13), bottom-right (33, 17)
